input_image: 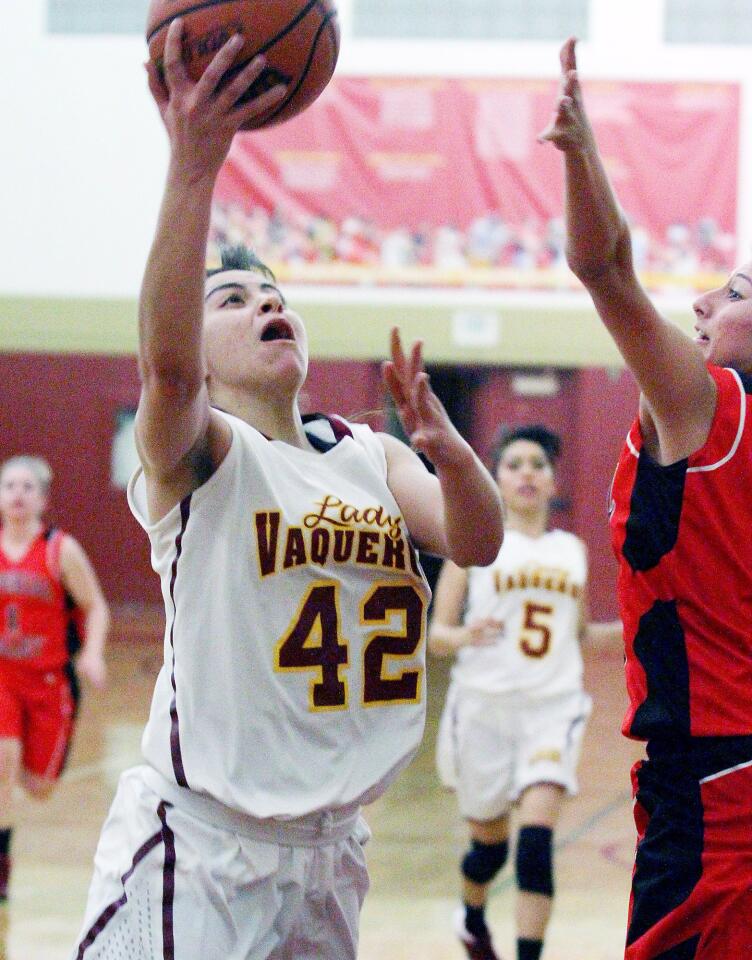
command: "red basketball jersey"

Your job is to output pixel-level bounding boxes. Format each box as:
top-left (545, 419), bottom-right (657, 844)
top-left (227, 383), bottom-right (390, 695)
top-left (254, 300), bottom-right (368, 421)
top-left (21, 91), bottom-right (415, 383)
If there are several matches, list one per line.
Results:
top-left (0, 528), bottom-right (69, 671)
top-left (610, 365), bottom-right (752, 740)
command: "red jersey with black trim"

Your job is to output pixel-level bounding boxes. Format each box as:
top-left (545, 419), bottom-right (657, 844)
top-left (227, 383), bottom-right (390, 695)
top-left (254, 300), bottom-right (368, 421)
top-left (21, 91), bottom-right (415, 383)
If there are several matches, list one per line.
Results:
top-left (0, 528), bottom-right (69, 671)
top-left (610, 365), bottom-right (752, 740)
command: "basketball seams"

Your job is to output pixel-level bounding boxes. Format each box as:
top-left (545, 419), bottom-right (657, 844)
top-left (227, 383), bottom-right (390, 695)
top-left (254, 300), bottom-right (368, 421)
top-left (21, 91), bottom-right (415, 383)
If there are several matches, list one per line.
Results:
top-left (148, 0), bottom-right (319, 50)
top-left (146, 0), bottom-right (339, 130)
top-left (263, 8), bottom-right (337, 126)
top-left (254, 0), bottom-right (320, 57)
top-left (147, 0), bottom-right (242, 43)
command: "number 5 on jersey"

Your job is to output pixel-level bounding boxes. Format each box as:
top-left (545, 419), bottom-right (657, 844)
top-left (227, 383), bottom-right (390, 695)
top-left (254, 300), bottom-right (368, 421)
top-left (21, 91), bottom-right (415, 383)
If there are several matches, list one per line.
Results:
top-left (519, 601), bottom-right (554, 658)
top-left (275, 581), bottom-right (425, 711)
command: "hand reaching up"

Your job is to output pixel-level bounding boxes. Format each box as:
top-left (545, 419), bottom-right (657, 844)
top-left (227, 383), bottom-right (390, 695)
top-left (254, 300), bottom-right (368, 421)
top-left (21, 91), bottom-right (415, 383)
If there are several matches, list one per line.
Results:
top-left (538, 37), bottom-right (594, 154)
top-left (145, 18), bottom-right (287, 181)
top-left (382, 328), bottom-right (468, 470)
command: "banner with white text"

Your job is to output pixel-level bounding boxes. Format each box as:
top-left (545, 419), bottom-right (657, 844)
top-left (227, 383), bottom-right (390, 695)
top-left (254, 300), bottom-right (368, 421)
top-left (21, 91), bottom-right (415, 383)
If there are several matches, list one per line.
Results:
top-left (212, 77), bottom-right (739, 291)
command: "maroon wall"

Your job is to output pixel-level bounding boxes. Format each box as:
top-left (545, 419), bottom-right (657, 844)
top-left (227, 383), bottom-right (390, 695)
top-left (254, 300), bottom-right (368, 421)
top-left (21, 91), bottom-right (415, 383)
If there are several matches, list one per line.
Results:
top-left (568, 367), bottom-right (640, 620)
top-left (465, 367), bottom-right (639, 620)
top-left (0, 353), bottom-right (637, 617)
top-left (0, 355), bottom-right (386, 605)
top-left (0, 354), bottom-right (152, 602)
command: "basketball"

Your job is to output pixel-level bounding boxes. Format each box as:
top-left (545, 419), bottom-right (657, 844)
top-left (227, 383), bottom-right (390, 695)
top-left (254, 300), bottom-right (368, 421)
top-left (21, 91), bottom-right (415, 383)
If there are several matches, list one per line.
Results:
top-left (145, 0), bottom-right (340, 129)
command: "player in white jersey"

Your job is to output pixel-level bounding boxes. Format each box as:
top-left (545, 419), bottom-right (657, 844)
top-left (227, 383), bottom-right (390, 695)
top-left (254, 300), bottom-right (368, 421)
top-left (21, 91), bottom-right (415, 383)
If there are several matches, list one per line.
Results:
top-left (431, 425), bottom-right (619, 960)
top-left (70, 22), bottom-right (503, 960)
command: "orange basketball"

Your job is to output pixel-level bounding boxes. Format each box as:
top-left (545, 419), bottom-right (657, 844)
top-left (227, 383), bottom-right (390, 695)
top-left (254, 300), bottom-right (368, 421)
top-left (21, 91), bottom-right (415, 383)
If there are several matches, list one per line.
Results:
top-left (146, 0), bottom-right (340, 129)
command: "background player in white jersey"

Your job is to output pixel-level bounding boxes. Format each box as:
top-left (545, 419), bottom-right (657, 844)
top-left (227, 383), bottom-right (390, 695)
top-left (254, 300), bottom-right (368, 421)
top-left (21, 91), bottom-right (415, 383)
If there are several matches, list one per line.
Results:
top-left (431, 425), bottom-right (619, 960)
top-left (70, 21), bottom-right (503, 960)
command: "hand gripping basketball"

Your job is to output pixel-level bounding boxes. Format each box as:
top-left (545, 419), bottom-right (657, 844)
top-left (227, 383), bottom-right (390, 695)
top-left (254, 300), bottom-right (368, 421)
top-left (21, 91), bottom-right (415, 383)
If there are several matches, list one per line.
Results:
top-left (146, 0), bottom-right (340, 130)
top-left (145, 21), bottom-right (288, 176)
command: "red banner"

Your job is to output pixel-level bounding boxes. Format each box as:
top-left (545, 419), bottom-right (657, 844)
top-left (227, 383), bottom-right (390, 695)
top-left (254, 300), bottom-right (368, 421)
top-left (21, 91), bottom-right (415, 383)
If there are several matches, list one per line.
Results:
top-left (212, 77), bottom-right (739, 290)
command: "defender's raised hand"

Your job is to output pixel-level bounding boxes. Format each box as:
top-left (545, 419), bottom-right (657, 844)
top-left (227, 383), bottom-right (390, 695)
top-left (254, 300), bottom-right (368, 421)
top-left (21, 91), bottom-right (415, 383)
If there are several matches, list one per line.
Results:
top-left (538, 37), bottom-right (593, 153)
top-left (145, 19), bottom-right (287, 178)
top-left (383, 327), bottom-right (467, 469)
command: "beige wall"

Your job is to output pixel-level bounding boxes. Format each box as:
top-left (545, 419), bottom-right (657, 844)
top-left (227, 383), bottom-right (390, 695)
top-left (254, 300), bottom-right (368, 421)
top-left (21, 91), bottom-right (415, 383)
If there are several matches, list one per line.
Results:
top-left (0, 291), bottom-right (698, 367)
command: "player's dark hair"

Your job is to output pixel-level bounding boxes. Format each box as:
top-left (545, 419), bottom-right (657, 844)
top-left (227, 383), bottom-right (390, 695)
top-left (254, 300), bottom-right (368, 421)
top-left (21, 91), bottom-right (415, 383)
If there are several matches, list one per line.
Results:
top-left (490, 424), bottom-right (562, 473)
top-left (206, 244), bottom-right (276, 282)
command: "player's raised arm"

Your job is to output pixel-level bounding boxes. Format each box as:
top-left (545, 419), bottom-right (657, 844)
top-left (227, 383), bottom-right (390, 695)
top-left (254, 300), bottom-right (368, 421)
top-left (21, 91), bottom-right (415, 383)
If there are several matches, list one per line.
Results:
top-left (380, 328), bottom-right (503, 567)
top-left (59, 535), bottom-right (111, 689)
top-left (136, 20), bottom-right (287, 503)
top-left (539, 38), bottom-right (716, 464)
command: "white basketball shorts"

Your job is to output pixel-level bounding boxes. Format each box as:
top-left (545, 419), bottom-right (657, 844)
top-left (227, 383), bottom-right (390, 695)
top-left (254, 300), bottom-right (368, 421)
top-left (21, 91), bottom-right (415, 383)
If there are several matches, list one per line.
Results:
top-left (436, 685), bottom-right (592, 821)
top-left (70, 765), bottom-right (371, 960)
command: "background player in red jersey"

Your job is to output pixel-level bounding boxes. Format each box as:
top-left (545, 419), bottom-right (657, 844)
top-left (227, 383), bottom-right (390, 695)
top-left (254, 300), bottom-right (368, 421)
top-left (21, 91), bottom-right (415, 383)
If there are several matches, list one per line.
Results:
top-left (0, 455), bottom-right (110, 959)
top-left (541, 37), bottom-right (752, 960)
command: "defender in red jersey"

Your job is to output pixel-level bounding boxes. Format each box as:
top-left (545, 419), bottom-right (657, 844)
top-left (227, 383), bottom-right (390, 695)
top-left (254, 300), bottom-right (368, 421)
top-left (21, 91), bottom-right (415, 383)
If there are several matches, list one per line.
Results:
top-left (0, 456), bottom-right (110, 958)
top-left (541, 38), bottom-right (752, 960)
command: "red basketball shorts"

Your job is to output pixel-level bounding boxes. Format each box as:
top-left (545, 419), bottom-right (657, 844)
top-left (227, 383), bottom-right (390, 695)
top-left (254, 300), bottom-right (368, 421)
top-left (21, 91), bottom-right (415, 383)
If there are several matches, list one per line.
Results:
top-left (625, 739), bottom-right (752, 959)
top-left (0, 662), bottom-right (75, 779)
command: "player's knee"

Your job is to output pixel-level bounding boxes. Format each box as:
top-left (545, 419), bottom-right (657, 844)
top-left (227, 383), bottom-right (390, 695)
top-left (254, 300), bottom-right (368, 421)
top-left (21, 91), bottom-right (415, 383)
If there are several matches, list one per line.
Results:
top-left (516, 825), bottom-right (554, 897)
top-left (461, 839), bottom-right (509, 886)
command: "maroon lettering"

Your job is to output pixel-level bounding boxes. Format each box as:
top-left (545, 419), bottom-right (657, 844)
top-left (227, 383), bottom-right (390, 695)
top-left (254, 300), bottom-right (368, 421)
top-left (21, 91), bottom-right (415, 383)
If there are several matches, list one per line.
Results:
top-left (255, 511), bottom-right (280, 577)
top-left (333, 529), bottom-right (355, 562)
top-left (381, 534), bottom-right (406, 570)
top-left (356, 531), bottom-right (380, 565)
top-left (310, 528), bottom-right (331, 566)
top-left (277, 584), bottom-right (348, 708)
top-left (362, 585), bottom-right (424, 704)
top-left (283, 528), bottom-right (307, 569)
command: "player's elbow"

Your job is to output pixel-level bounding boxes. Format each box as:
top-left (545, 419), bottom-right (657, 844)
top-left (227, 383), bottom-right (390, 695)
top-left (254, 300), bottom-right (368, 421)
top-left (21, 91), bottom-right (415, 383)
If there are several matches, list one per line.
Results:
top-left (566, 224), bottom-right (634, 287)
top-left (450, 527), bottom-right (503, 569)
top-left (138, 353), bottom-right (205, 402)
top-left (427, 627), bottom-right (452, 657)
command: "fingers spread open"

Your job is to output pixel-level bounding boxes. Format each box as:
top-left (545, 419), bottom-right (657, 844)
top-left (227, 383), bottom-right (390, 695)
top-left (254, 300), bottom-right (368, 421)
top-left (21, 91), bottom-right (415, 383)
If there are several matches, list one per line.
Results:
top-left (196, 33), bottom-right (244, 101)
top-left (408, 339), bottom-right (424, 387)
top-left (383, 361), bottom-right (408, 408)
top-left (162, 18), bottom-right (189, 92)
top-left (145, 60), bottom-right (168, 108)
top-left (234, 82), bottom-right (288, 126)
top-left (390, 327), bottom-right (408, 378)
top-left (215, 53), bottom-right (267, 110)
top-left (414, 373), bottom-right (436, 420)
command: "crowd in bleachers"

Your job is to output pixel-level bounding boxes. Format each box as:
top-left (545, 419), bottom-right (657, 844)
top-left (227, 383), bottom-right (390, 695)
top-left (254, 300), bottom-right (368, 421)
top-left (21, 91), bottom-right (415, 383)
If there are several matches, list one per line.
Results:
top-left (209, 202), bottom-right (735, 287)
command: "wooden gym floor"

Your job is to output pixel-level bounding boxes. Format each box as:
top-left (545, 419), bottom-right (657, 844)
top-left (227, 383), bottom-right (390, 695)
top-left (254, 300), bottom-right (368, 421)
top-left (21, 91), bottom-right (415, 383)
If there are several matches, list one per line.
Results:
top-left (9, 607), bottom-right (642, 959)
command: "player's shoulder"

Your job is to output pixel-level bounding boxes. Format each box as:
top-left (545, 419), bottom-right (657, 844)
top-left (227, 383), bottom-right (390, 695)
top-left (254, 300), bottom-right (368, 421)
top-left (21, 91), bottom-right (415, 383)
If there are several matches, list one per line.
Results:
top-left (546, 528), bottom-right (587, 555)
top-left (543, 527), bottom-right (578, 542)
top-left (302, 412), bottom-right (357, 449)
top-left (706, 364), bottom-right (751, 414)
top-left (686, 365), bottom-right (752, 472)
top-left (41, 525), bottom-right (73, 582)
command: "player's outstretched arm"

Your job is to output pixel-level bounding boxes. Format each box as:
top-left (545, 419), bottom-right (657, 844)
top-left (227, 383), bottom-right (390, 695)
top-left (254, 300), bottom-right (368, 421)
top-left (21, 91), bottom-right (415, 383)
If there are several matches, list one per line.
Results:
top-left (583, 619), bottom-right (623, 650)
top-left (380, 328), bottom-right (503, 567)
top-left (428, 560), bottom-right (503, 656)
top-left (576, 575), bottom-right (623, 651)
top-left (59, 536), bottom-right (111, 689)
top-left (136, 20), bottom-right (287, 508)
top-left (539, 38), bottom-right (715, 464)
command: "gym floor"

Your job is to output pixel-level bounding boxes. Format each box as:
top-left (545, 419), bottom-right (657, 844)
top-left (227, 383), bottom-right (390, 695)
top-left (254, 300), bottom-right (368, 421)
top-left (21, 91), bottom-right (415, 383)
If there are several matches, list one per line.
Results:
top-left (11, 607), bottom-right (641, 960)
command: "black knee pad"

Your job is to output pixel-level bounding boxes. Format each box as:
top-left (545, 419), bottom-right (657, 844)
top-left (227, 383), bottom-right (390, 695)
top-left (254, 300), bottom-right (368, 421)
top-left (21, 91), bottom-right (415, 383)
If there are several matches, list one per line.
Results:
top-left (516, 825), bottom-right (554, 896)
top-left (461, 839), bottom-right (509, 885)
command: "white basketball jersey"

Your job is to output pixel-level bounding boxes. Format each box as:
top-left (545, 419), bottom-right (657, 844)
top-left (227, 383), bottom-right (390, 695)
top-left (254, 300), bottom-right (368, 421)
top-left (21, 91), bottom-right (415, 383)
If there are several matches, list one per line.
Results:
top-left (127, 411), bottom-right (430, 819)
top-left (451, 529), bottom-right (587, 698)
